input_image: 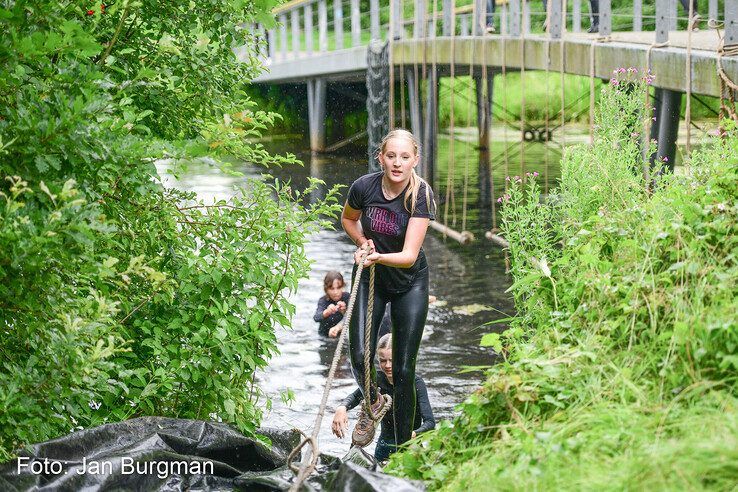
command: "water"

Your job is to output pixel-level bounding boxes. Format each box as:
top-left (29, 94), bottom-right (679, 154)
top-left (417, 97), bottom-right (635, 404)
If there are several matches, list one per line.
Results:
top-left (158, 129), bottom-right (565, 457)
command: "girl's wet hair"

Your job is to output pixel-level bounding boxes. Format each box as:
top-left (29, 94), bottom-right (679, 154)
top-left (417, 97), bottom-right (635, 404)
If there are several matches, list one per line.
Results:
top-left (376, 129), bottom-right (437, 217)
top-left (323, 271), bottom-right (344, 292)
top-left (377, 333), bottom-right (392, 351)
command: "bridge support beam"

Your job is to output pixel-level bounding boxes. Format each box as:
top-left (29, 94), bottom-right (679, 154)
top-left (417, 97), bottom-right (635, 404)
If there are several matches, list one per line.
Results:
top-left (475, 72), bottom-right (495, 150)
top-left (307, 78), bottom-right (327, 153)
top-left (655, 89), bottom-right (681, 172)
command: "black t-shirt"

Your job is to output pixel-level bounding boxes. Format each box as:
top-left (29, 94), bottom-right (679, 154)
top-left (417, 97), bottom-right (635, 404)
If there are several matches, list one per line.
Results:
top-left (347, 172), bottom-right (435, 293)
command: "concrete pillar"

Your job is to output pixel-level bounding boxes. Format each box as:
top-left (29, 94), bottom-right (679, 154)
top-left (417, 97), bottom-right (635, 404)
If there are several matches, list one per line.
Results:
top-left (475, 72), bottom-right (495, 150)
top-left (406, 67), bottom-right (424, 144)
top-left (655, 89), bottom-right (681, 171)
top-left (422, 69), bottom-right (439, 188)
top-left (307, 78), bottom-right (327, 152)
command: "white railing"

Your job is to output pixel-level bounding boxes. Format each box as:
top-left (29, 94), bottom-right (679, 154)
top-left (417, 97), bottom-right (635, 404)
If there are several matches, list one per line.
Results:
top-left (251, 0), bottom-right (737, 62)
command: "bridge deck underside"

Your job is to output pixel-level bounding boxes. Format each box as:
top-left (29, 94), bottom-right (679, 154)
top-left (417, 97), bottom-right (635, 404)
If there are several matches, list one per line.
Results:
top-left (254, 31), bottom-right (738, 98)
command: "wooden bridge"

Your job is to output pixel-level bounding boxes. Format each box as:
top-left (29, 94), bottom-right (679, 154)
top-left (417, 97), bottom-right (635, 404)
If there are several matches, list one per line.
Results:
top-left (249, 0), bottom-right (738, 176)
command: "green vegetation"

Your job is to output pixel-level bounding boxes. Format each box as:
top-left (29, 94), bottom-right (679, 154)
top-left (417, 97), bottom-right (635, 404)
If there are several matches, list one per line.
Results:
top-left (386, 72), bottom-right (738, 489)
top-left (0, 0), bottom-right (341, 459)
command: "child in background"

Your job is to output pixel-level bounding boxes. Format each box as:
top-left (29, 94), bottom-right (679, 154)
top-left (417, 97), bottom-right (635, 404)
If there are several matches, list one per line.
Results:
top-left (314, 271), bottom-right (351, 337)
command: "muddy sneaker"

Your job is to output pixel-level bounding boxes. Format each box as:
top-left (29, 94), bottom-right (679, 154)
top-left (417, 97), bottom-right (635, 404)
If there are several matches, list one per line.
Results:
top-left (351, 394), bottom-right (385, 447)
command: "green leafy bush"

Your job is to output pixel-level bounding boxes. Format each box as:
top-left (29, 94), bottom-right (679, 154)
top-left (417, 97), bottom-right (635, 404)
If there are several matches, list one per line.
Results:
top-left (385, 71), bottom-right (738, 489)
top-left (0, 0), bottom-right (341, 459)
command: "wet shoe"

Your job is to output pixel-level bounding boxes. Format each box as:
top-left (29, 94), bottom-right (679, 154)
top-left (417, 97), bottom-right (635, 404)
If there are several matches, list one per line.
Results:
top-left (351, 394), bottom-right (385, 447)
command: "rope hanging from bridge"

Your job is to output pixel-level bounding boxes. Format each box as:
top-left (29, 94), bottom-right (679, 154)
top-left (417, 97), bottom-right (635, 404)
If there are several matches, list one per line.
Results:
top-left (287, 247), bottom-right (388, 491)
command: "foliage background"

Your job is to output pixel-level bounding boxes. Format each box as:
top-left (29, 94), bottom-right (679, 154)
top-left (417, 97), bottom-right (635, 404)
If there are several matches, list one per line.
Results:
top-left (0, 0), bottom-right (341, 459)
top-left (386, 72), bottom-right (738, 489)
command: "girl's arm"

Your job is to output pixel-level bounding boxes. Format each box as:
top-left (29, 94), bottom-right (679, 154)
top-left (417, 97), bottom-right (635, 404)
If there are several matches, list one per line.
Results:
top-left (366, 217), bottom-right (430, 268)
top-left (341, 202), bottom-right (368, 247)
top-left (414, 377), bottom-right (436, 434)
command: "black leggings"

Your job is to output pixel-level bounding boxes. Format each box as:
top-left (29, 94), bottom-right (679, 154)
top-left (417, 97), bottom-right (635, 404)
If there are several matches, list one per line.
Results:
top-left (349, 265), bottom-right (429, 446)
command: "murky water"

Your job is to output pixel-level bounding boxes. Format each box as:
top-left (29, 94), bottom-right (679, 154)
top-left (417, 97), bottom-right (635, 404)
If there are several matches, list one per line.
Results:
top-left (158, 128), bottom-right (567, 457)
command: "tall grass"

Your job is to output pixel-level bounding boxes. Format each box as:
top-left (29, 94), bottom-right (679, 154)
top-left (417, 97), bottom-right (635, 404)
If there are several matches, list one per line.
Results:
top-left (384, 70), bottom-right (738, 490)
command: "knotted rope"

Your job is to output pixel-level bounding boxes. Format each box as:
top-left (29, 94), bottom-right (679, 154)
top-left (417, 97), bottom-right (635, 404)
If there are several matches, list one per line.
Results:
top-left (711, 19), bottom-right (738, 125)
top-left (288, 246), bottom-right (376, 490)
top-left (288, 245), bottom-right (391, 491)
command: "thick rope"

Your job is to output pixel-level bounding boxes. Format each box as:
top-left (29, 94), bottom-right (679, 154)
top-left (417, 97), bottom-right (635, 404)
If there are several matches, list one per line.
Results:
top-left (444, 2), bottom-right (456, 240)
top-left (389, 0), bottom-right (395, 127)
top-left (711, 19), bottom-right (738, 125)
top-left (360, 264), bottom-right (393, 421)
top-left (288, 246), bottom-right (373, 491)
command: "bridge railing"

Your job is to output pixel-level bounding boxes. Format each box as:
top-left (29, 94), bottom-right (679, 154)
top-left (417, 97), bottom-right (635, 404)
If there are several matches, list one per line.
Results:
top-left (253, 0), bottom-right (737, 63)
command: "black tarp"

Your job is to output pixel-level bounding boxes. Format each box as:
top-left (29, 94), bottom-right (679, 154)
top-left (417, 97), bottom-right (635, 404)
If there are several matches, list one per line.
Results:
top-left (0, 417), bottom-right (424, 491)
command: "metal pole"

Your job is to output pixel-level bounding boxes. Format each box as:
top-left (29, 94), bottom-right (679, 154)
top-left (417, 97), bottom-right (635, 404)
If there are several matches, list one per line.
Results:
top-left (655, 89), bottom-right (681, 172)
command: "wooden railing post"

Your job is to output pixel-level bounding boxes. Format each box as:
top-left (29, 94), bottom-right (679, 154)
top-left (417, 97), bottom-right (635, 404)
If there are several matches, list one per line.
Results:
top-left (267, 27), bottom-right (276, 59)
top-left (318, 0), bottom-right (328, 51)
top-left (550, 0), bottom-right (562, 38)
top-left (443, 0), bottom-right (453, 36)
top-left (473, 0), bottom-right (485, 36)
top-left (708, 0), bottom-right (718, 22)
top-left (392, 0), bottom-right (404, 39)
top-left (509, 0), bottom-right (521, 36)
top-left (370, 0), bottom-right (380, 40)
top-left (727, 0), bottom-right (738, 45)
top-left (416, 0), bottom-right (427, 38)
top-left (291, 9), bottom-right (300, 58)
top-left (668, 0), bottom-right (677, 31)
top-left (279, 14), bottom-right (287, 60)
top-left (522, 0), bottom-right (530, 34)
top-left (460, 14), bottom-right (469, 36)
top-left (599, 0), bottom-right (611, 36)
top-left (334, 0), bottom-right (344, 49)
top-left (351, 0), bottom-right (361, 46)
top-left (573, 0), bottom-right (581, 32)
top-left (304, 2), bottom-right (314, 55)
top-left (656, 0), bottom-right (669, 43)
top-left (634, 0), bottom-right (642, 31)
